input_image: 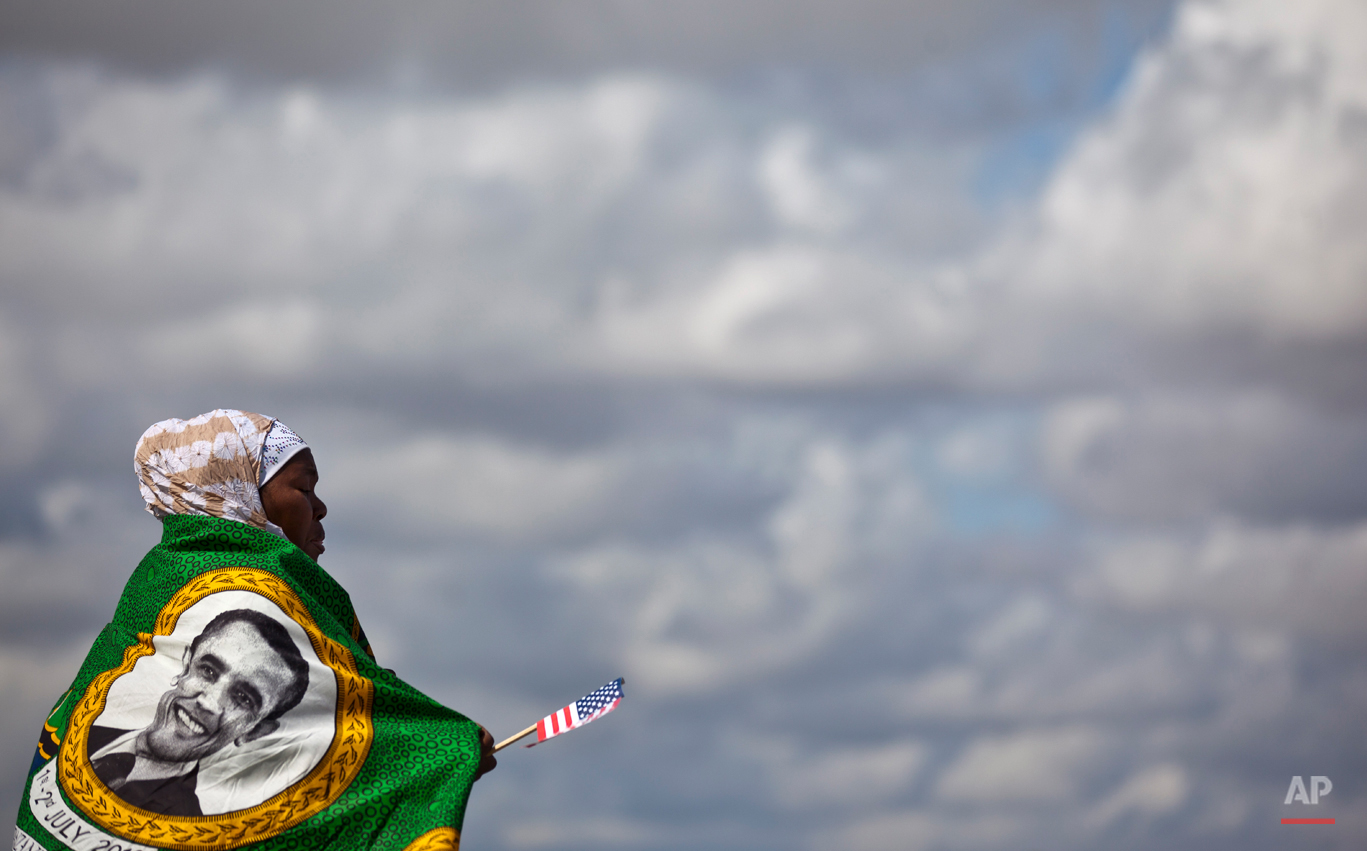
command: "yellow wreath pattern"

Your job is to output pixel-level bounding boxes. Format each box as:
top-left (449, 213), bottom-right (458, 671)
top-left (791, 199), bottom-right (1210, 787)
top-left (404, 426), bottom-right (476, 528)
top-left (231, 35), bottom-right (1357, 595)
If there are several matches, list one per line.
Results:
top-left (59, 568), bottom-right (375, 850)
top-left (403, 827), bottom-right (460, 851)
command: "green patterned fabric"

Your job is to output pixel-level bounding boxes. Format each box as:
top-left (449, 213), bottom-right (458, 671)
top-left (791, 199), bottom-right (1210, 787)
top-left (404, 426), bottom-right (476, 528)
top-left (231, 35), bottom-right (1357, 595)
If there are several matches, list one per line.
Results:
top-left (15, 515), bottom-right (480, 851)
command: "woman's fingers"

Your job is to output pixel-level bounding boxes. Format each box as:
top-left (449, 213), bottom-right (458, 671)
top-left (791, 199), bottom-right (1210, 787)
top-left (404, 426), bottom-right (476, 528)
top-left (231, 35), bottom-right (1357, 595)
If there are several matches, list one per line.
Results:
top-left (475, 725), bottom-right (498, 781)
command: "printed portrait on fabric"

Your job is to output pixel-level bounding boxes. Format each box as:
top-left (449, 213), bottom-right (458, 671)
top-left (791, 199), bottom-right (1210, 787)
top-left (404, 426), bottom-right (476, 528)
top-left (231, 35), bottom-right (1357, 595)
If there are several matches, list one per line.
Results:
top-left (86, 590), bottom-right (337, 816)
top-left (53, 568), bottom-right (374, 850)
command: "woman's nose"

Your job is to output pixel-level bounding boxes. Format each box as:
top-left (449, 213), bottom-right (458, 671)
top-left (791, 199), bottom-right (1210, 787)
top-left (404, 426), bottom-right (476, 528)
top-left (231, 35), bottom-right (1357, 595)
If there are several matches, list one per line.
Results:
top-left (313, 495), bottom-right (327, 520)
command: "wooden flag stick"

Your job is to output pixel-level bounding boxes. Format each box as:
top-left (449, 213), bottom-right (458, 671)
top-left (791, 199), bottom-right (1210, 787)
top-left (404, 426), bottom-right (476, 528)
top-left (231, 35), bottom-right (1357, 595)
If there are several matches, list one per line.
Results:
top-left (493, 678), bottom-right (625, 753)
top-left (493, 723), bottom-right (538, 753)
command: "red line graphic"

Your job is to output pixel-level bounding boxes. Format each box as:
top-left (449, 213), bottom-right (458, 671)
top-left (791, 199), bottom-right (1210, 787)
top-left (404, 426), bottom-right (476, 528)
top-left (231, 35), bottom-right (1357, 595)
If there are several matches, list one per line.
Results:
top-left (1282, 818), bottom-right (1335, 825)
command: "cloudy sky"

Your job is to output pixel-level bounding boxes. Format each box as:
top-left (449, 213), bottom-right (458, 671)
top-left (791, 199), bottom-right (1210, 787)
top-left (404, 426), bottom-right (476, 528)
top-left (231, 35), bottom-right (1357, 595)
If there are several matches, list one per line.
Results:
top-left (3, 0), bottom-right (1366, 848)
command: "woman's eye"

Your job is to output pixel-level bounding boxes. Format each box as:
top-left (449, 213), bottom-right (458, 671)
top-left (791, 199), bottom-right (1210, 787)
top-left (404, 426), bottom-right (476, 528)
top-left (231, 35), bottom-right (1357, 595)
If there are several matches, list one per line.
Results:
top-left (198, 663), bottom-right (217, 681)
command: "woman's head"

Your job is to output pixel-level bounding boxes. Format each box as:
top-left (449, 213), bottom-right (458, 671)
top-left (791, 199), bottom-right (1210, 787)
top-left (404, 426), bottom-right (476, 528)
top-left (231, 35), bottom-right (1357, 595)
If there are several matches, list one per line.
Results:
top-left (134, 409), bottom-right (325, 559)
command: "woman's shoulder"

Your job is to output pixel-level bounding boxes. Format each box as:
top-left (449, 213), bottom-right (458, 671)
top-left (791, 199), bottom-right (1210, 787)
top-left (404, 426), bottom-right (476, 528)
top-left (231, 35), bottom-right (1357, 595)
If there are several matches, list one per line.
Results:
top-left (117, 515), bottom-right (358, 631)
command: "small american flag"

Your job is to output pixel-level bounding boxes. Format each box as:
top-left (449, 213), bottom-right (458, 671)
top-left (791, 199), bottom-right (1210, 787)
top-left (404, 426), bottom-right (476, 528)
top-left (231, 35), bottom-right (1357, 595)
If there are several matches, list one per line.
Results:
top-left (532, 677), bottom-right (625, 745)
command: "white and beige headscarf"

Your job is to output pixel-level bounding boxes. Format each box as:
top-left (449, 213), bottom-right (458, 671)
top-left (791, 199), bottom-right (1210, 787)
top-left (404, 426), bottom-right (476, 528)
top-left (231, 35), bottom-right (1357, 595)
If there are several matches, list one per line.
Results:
top-left (134, 409), bottom-right (310, 534)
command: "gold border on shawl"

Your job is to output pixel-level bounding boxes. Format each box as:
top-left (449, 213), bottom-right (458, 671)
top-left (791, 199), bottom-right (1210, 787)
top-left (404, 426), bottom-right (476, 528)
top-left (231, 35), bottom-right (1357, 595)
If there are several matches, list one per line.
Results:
top-left (403, 827), bottom-right (460, 851)
top-left (58, 568), bottom-right (375, 850)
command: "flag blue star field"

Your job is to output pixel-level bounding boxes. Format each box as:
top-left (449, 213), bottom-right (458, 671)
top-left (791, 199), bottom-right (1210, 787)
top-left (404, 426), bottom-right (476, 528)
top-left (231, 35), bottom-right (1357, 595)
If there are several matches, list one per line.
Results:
top-left (534, 678), bottom-right (624, 745)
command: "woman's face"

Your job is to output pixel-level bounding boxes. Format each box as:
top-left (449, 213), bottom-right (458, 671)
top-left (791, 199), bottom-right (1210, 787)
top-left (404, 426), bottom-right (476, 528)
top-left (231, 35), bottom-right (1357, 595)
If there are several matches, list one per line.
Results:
top-left (260, 449), bottom-right (327, 560)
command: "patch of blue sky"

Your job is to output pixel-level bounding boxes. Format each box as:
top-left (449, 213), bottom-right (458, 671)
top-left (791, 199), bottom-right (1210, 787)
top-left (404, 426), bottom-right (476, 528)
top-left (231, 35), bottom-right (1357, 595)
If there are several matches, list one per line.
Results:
top-left (971, 0), bottom-right (1177, 206)
top-left (972, 117), bottom-right (1080, 204)
top-left (912, 410), bottom-right (1061, 537)
top-left (941, 484), bottom-right (1058, 536)
top-left (1092, 0), bottom-right (1174, 108)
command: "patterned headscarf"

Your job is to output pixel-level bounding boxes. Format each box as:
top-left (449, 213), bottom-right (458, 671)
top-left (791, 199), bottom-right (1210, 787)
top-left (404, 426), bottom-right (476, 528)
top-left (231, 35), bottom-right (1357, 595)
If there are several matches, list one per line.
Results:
top-left (134, 409), bottom-right (310, 534)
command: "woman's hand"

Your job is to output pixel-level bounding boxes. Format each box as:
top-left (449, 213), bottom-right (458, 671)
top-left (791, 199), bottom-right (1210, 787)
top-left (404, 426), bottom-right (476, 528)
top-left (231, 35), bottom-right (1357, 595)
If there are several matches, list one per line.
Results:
top-left (475, 725), bottom-right (498, 781)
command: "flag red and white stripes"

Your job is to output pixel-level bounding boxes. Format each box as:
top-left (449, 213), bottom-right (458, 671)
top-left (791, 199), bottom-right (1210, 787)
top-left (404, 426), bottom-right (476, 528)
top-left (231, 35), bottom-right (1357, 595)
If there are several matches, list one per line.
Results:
top-left (532, 677), bottom-right (624, 745)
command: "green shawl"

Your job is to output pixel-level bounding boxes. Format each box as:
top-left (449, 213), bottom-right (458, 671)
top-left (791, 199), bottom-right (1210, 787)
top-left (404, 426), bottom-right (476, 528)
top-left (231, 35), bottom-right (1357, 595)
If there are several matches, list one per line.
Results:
top-left (16, 516), bottom-right (479, 851)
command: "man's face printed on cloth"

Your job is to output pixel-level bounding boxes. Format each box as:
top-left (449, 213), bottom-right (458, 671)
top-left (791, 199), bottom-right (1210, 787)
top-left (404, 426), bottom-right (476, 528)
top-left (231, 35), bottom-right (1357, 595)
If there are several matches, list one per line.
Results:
top-left (141, 621), bottom-right (297, 763)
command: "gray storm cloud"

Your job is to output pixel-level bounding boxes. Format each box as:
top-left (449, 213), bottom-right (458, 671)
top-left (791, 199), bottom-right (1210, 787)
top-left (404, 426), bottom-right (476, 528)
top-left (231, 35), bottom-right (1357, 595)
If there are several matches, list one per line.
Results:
top-left (2, 0), bottom-right (1365, 849)
top-left (0, 0), bottom-right (1171, 86)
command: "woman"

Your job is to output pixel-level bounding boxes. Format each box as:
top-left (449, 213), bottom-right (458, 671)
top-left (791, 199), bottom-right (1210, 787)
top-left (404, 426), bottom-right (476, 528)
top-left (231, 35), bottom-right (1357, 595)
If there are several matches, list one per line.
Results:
top-left (16, 409), bottom-right (493, 851)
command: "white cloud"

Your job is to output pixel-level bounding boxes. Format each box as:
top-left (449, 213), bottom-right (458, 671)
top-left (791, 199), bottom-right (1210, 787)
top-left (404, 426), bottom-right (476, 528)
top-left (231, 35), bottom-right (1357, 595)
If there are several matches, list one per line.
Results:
top-left (1003, 0), bottom-right (1367, 340)
top-left (3, 0), bottom-right (1365, 407)
top-left (828, 810), bottom-right (1025, 851)
top-left (503, 816), bottom-right (654, 849)
top-left (748, 737), bottom-right (928, 809)
top-left (1082, 517), bottom-right (1367, 637)
top-left (0, 65), bottom-right (992, 391)
top-left (892, 666), bottom-right (984, 718)
top-left (554, 432), bottom-right (934, 694)
top-left (1088, 763), bottom-right (1189, 828)
top-left (139, 301), bottom-right (323, 379)
top-left (1041, 391), bottom-right (1367, 522)
top-left (759, 126), bottom-right (865, 234)
top-left (936, 420), bottom-right (1015, 480)
top-left (328, 432), bottom-right (622, 540)
top-left (967, 595), bottom-right (1053, 659)
top-left (0, 72), bottom-right (678, 367)
top-left (0, 314), bottom-right (49, 467)
top-left (934, 727), bottom-right (1107, 804)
